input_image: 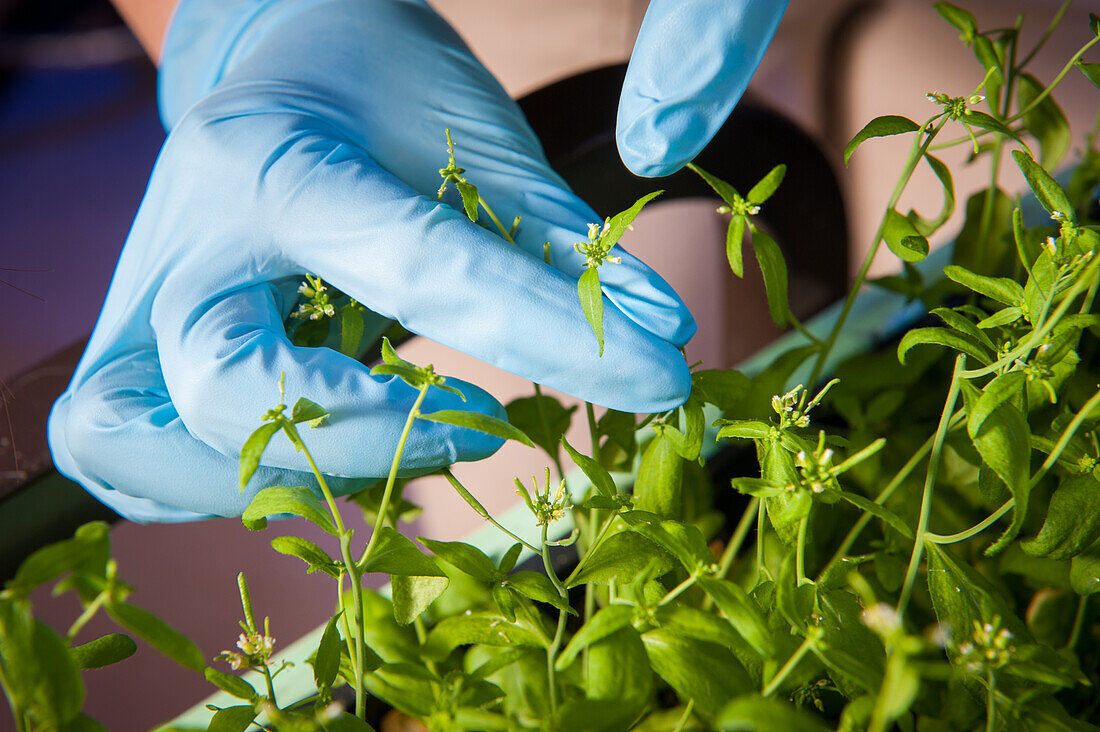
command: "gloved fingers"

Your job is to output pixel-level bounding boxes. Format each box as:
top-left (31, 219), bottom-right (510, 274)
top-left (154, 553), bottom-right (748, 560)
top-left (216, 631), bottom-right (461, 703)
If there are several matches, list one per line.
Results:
top-left (616, 0), bottom-right (787, 177)
top-left (154, 282), bottom-right (507, 478)
top-left (265, 157), bottom-right (692, 412)
top-left (49, 346), bottom-right (370, 521)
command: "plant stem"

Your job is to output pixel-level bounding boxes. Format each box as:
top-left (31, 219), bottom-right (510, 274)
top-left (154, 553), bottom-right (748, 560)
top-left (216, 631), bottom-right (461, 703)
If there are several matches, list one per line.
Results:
top-left (762, 633), bottom-right (818, 697)
top-left (718, 497), bottom-right (760, 580)
top-left (1017, 0), bottom-right (1072, 70)
top-left (868, 648), bottom-right (909, 732)
top-left (796, 513), bottom-right (811, 585)
top-left (808, 116), bottom-right (946, 388)
top-left (0, 661), bottom-right (23, 732)
top-left (583, 401), bottom-right (601, 672)
top-left (478, 195), bottom-right (516, 245)
top-left (1008, 36), bottom-right (1100, 124)
top-left (541, 522), bottom-right (570, 715)
top-left (1067, 595), bottom-right (1089, 650)
top-left (673, 700), bottom-right (696, 732)
top-left (897, 355), bottom-right (965, 620)
top-left (756, 499), bottom-right (767, 584)
top-left (66, 590), bottom-right (107, 643)
top-left (442, 469), bottom-right (540, 552)
top-left (660, 573), bottom-right (699, 606)
top-left (925, 499), bottom-right (1013, 544)
top-left (986, 671), bottom-right (997, 732)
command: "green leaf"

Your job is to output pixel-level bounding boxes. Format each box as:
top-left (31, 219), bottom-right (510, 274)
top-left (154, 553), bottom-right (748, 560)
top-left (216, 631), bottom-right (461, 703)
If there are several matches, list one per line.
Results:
top-left (290, 397), bottom-right (329, 427)
top-left (634, 432), bottom-right (684, 519)
top-left (621, 513), bottom-right (713, 573)
top-left (360, 528), bottom-right (444, 577)
top-left (883, 209), bottom-right (930, 263)
top-left (729, 477), bottom-right (785, 498)
top-left (1018, 73), bottom-right (1070, 169)
top-left (968, 371), bottom-right (1026, 435)
top-left (498, 543), bottom-right (523, 574)
top-left (933, 2), bottom-right (977, 39)
top-left (504, 571), bottom-right (574, 614)
top-left (456, 180), bottom-right (479, 222)
top-left (962, 110), bottom-right (1026, 148)
top-left (61, 713), bottom-right (110, 732)
top-left (242, 485), bottom-right (337, 535)
top-left (206, 705), bottom-right (257, 732)
top-left (1022, 475), bottom-right (1100, 560)
top-left (692, 369), bottom-right (750, 412)
top-left (697, 577), bottom-right (775, 657)
top-left (836, 492), bottom-right (914, 539)
top-left (1071, 542), bottom-right (1100, 595)
top-left (423, 612), bottom-right (546, 659)
top-left (761, 444), bottom-right (806, 546)
top-left (598, 191), bottom-right (663, 248)
top-left (321, 712), bottom-right (377, 732)
top-left (313, 613), bottom-right (343, 690)
top-left (726, 215), bottom-right (746, 278)
top-left (379, 336), bottom-right (414, 369)
top-left (750, 228), bottom-right (789, 327)
top-left (844, 115), bottom-right (920, 165)
top-left (1078, 61), bottom-right (1100, 89)
top-left (658, 605), bottom-right (763, 676)
top-left (106, 602), bottom-right (205, 672)
top-left (417, 409), bottom-right (534, 448)
top-left (952, 188), bottom-right (1014, 275)
top-left (70, 633), bottom-right (137, 670)
top-left (390, 575), bottom-right (449, 625)
top-left (911, 153), bottom-right (956, 235)
top-left (238, 421), bottom-right (281, 491)
top-left (690, 164), bottom-right (740, 205)
top-left (204, 667), bottom-right (259, 701)
top-left (418, 538), bottom-right (498, 582)
top-left (270, 535), bottom-right (341, 577)
top-left (1012, 149), bottom-right (1075, 224)
top-left (565, 531), bottom-right (673, 588)
top-left (562, 436), bottom-right (616, 498)
top-left (584, 628), bottom-right (653, 728)
top-left (815, 589), bottom-right (885, 696)
top-left (931, 307), bottom-right (996, 354)
top-left (747, 164), bottom-right (787, 205)
top-left (718, 694), bottom-right (830, 731)
top-left (33, 619), bottom-right (84, 724)
top-left (338, 304), bottom-right (364, 357)
top-left (578, 266), bottom-right (605, 356)
top-left (944, 265), bottom-right (1024, 306)
top-left (1092, 12), bottom-right (1100, 37)
top-left (6, 521), bottom-right (109, 596)
top-left (897, 326), bottom-right (991, 366)
top-left (555, 605), bottom-right (634, 671)
top-left (716, 419), bottom-right (773, 442)
top-left (973, 35), bottom-right (1005, 110)
top-left (505, 394), bottom-right (575, 460)
top-left (642, 627), bottom-right (753, 718)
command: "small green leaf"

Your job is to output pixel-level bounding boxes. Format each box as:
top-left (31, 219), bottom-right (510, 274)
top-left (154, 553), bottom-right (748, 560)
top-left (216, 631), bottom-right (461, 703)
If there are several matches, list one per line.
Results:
top-left (578, 266), bottom-right (605, 356)
top-left (561, 436), bottom-right (616, 498)
top-left (944, 265), bottom-right (1024, 306)
top-left (207, 705), bottom-right (257, 732)
top-left (390, 575), bottom-right (449, 625)
top-left (70, 633), bottom-right (137, 670)
top-left (690, 164), bottom-right (740, 206)
top-left (911, 153), bottom-right (956, 235)
top-left (844, 115), bottom-right (920, 165)
top-left (418, 409), bottom-right (534, 448)
top-left (1071, 542), bottom-right (1100, 595)
top-left (456, 180), bottom-right (479, 222)
top-left (730, 477), bottom-right (785, 497)
top-left (1018, 73), bottom-right (1070, 169)
top-left (554, 604), bottom-right (634, 670)
top-left (504, 571), bottom-right (573, 614)
top-left (642, 627), bottom-right (753, 717)
top-left (106, 602), bottom-right (205, 672)
top-left (968, 371), bottom-right (1026, 435)
top-left (33, 620), bottom-right (84, 724)
top-left (360, 528), bottom-right (445, 577)
top-left (270, 535), bottom-right (341, 577)
top-left (338, 304), bottom-right (364, 358)
top-left (726, 215), bottom-right (747, 278)
top-left (747, 164), bottom-right (787, 205)
top-left (934, 2), bottom-right (977, 39)
top-left (498, 543), bottom-right (523, 574)
top-left (1012, 149), bottom-right (1074, 223)
top-left (836, 492), bottom-right (913, 539)
top-left (242, 485), bottom-right (337, 535)
top-left (1091, 12), bottom-right (1100, 37)
top-left (883, 209), bottom-right (929, 263)
top-left (290, 397), bottom-right (329, 427)
top-left (1022, 475), bottom-right (1100, 560)
top-left (379, 335), bottom-right (414, 369)
top-left (564, 531), bottom-right (673, 588)
top-left (204, 667), bottom-right (259, 701)
top-left (718, 694), bottom-right (830, 731)
top-left (931, 307), bottom-right (996, 354)
top-left (598, 190), bottom-right (663, 248)
top-left (423, 612), bottom-right (546, 659)
top-left (419, 538), bottom-right (498, 582)
top-left (750, 228), bottom-right (789, 327)
top-left (621, 514), bottom-right (713, 573)
top-left (238, 421), bottom-right (281, 491)
top-left (693, 369), bottom-right (750, 412)
top-left (634, 432), bottom-right (684, 519)
top-left (505, 394), bottom-right (575, 460)
top-left (1078, 61), bottom-right (1100, 89)
top-left (716, 419), bottom-right (773, 441)
top-left (584, 628), bottom-right (653, 727)
top-left (6, 521), bottom-right (109, 596)
top-left (897, 327), bottom-right (990, 365)
top-left (962, 110), bottom-right (1026, 148)
top-left (313, 613), bottom-right (343, 690)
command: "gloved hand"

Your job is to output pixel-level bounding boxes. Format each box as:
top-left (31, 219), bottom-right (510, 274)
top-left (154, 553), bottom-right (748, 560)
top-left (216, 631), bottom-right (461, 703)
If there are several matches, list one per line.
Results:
top-left (48, 0), bottom-right (694, 523)
top-left (617, 0), bottom-right (788, 177)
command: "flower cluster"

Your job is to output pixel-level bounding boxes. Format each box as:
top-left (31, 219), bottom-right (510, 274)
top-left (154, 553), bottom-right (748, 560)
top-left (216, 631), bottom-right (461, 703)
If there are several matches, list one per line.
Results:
top-left (515, 468), bottom-right (570, 527)
top-left (218, 622), bottom-right (276, 671)
top-left (956, 616), bottom-right (1014, 673)
top-left (293, 274), bottom-right (336, 321)
top-left (772, 380), bottom-right (838, 430)
top-left (574, 221), bottom-right (622, 268)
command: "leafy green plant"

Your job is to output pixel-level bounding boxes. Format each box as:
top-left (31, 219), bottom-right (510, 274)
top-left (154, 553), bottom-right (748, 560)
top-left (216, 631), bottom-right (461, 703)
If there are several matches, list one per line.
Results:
top-left (4, 3), bottom-right (1100, 730)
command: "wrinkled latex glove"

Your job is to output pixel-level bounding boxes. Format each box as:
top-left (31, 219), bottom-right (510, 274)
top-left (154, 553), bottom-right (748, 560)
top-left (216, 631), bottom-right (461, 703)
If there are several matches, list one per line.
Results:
top-left (617, 0), bottom-right (788, 177)
top-left (48, 0), bottom-right (695, 523)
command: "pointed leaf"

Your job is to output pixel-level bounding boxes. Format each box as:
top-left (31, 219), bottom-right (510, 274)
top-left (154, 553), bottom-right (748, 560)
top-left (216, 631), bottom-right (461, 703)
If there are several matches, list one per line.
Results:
top-left (944, 265), bottom-right (1024, 306)
top-left (716, 419), bottom-right (773, 442)
top-left (1012, 149), bottom-right (1074, 224)
top-left (642, 627), bottom-right (753, 717)
top-left (598, 190), bottom-right (663, 248)
top-left (697, 577), bottom-right (775, 657)
top-left (883, 209), bottom-right (929, 262)
top-left (290, 397), bottom-right (329, 426)
top-left (242, 485), bottom-right (337, 535)
top-left (578, 266), bottom-right (605, 356)
top-left (390, 574), bottom-right (449, 625)
top-left (338, 304), bottom-right (364, 357)
top-left (207, 705), bottom-right (257, 732)
top-left (456, 180), bottom-right (479, 222)
top-left (70, 633), bottom-right (137, 670)
top-left (270, 535), bottom-right (341, 577)
top-left (1022, 475), bottom-right (1100, 560)
top-left (419, 538), bottom-right (497, 582)
top-left (897, 327), bottom-right (990, 366)
top-left (423, 612), bottom-right (546, 659)
top-left (204, 667), bottom-right (259, 701)
top-left (751, 228), bottom-right (789, 327)
top-left (565, 531), bottom-right (673, 588)
top-left (690, 164), bottom-right (740, 205)
top-left (1078, 61), bottom-right (1100, 89)
top-left (6, 521), bottom-right (109, 596)
top-left (313, 613), bottom-right (343, 690)
top-left (554, 604), bottom-right (634, 671)
top-left (962, 110), bottom-right (1026, 148)
top-left (930, 307), bottom-right (995, 353)
top-left (968, 371), bottom-right (1026, 435)
top-left (239, 421), bottom-right (281, 490)
top-left (106, 602), bottom-right (205, 672)
top-left (562, 436), bottom-right (616, 498)
top-left (33, 620), bottom-right (84, 724)
top-left (504, 571), bottom-right (573, 614)
top-left (418, 409), bottom-right (534, 448)
top-left (747, 164), bottom-right (787, 205)
top-left (726, 215), bottom-right (746, 278)
top-left (934, 2), bottom-right (977, 38)
top-left (360, 528), bottom-right (444, 577)
top-left (634, 431), bottom-right (684, 519)
top-left (844, 115), bottom-right (920, 165)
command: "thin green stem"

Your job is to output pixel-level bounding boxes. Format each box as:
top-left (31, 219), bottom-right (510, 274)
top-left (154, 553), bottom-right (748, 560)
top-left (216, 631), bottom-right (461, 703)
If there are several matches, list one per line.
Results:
top-left (1067, 595), bottom-right (1089, 650)
top-left (541, 523), bottom-right (570, 715)
top-left (986, 671), bottom-right (997, 732)
top-left (65, 591), bottom-right (107, 643)
top-left (762, 632), bottom-right (818, 697)
top-left (808, 116), bottom-right (946, 388)
top-left (868, 650), bottom-right (909, 732)
top-left (583, 401), bottom-right (601, 672)
top-left (926, 500), bottom-right (1013, 544)
top-left (756, 499), bottom-right (767, 583)
top-left (1008, 36), bottom-right (1100, 124)
top-left (897, 355), bottom-right (965, 620)
top-left (660, 573), bottom-right (699, 606)
top-left (718, 498), bottom-right (760, 580)
top-left (1017, 0), bottom-right (1072, 70)
top-left (478, 196), bottom-right (516, 245)
top-left (795, 514), bottom-right (809, 585)
top-left (673, 700), bottom-right (696, 732)
top-left (442, 469), bottom-right (539, 552)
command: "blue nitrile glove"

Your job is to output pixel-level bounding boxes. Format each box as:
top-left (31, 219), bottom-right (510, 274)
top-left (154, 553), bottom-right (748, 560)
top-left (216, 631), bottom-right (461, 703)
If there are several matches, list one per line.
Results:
top-left (48, 0), bottom-right (695, 523)
top-left (617, 0), bottom-right (788, 177)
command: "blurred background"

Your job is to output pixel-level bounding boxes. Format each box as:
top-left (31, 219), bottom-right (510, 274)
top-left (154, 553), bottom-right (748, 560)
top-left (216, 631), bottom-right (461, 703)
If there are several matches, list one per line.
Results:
top-left (1, 0), bottom-right (1097, 727)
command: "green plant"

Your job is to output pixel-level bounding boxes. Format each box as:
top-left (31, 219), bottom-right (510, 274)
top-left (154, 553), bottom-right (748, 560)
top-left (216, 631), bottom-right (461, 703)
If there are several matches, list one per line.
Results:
top-left (4, 3), bottom-right (1100, 730)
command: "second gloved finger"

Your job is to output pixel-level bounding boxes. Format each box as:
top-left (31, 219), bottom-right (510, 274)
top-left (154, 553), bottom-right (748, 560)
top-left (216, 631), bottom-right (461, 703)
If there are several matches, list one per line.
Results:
top-left (616, 0), bottom-right (788, 177)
